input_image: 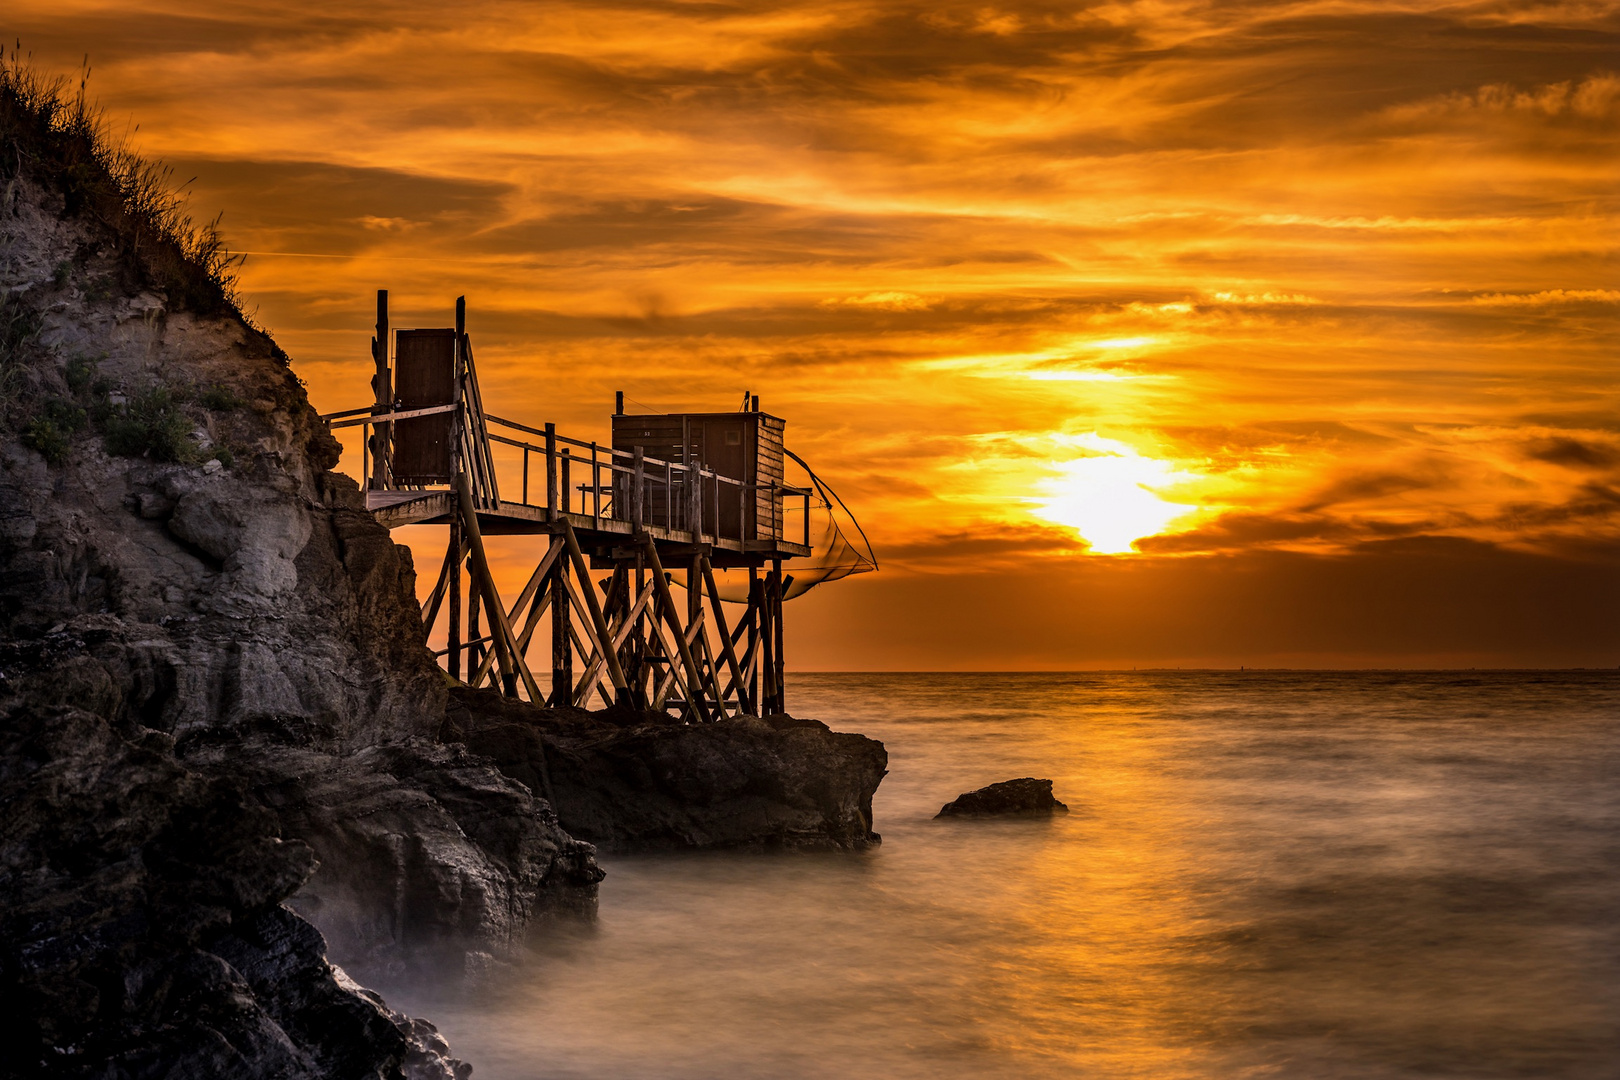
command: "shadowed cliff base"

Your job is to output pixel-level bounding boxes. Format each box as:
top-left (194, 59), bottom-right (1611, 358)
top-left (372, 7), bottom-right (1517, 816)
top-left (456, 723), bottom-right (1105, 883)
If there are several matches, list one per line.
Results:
top-left (444, 688), bottom-right (887, 854)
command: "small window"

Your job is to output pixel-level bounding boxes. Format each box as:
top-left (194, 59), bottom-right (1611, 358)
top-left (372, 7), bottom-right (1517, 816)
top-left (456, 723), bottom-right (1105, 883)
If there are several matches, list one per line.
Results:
top-left (725, 430), bottom-right (742, 446)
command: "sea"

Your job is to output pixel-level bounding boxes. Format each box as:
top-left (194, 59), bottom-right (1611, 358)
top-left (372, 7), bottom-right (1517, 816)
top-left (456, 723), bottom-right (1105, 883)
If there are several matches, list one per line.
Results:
top-left (377, 671), bottom-right (1620, 1079)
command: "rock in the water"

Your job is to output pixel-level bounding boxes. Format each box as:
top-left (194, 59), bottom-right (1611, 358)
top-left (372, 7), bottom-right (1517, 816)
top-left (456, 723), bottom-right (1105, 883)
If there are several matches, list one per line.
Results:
top-left (445, 688), bottom-right (888, 852)
top-left (936, 777), bottom-right (1069, 818)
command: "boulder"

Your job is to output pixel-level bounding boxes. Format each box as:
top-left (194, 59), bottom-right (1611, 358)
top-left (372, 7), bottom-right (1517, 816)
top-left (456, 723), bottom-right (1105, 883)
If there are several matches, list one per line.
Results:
top-left (936, 777), bottom-right (1069, 818)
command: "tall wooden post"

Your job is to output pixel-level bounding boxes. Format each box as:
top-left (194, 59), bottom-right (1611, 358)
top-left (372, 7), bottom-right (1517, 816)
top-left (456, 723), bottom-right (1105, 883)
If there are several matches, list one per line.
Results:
top-left (771, 558), bottom-right (785, 714)
top-left (688, 552), bottom-right (703, 713)
top-left (632, 446), bottom-right (645, 528)
top-left (450, 298), bottom-right (465, 479)
top-left (748, 568), bottom-right (761, 712)
top-left (561, 448), bottom-right (571, 514)
top-left (545, 423), bottom-right (558, 522)
top-left (550, 542), bottom-right (571, 705)
top-left (688, 554), bottom-right (702, 627)
top-left (468, 579), bottom-right (483, 676)
top-left (632, 547), bottom-right (647, 706)
top-left (760, 567), bottom-right (775, 714)
top-left (369, 290), bottom-right (390, 490)
top-left (448, 517), bottom-right (462, 681)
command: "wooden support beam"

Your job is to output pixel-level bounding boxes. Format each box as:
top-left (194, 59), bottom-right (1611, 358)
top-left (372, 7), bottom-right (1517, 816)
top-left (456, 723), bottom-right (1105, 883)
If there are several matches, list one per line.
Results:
top-left (771, 559), bottom-right (785, 714)
top-left (750, 568), bottom-right (762, 710)
top-left (448, 516), bottom-right (462, 681)
top-left (729, 591), bottom-right (754, 649)
top-left (456, 473), bottom-right (542, 703)
top-left (468, 580), bottom-right (483, 683)
top-left (759, 571), bottom-right (774, 712)
top-left (419, 533), bottom-right (462, 635)
top-left (640, 536), bottom-right (711, 723)
top-left (564, 616), bottom-right (608, 708)
top-left (546, 423), bottom-right (558, 522)
top-left (370, 289), bottom-right (389, 491)
top-left (701, 556), bottom-right (752, 715)
top-left (573, 577), bottom-right (654, 705)
top-left (469, 538), bottom-right (564, 691)
top-left (632, 549), bottom-right (648, 707)
top-left (561, 519), bottom-right (630, 701)
top-left (696, 629), bottom-right (732, 720)
top-left (648, 613), bottom-right (705, 713)
top-left (550, 553), bottom-right (570, 706)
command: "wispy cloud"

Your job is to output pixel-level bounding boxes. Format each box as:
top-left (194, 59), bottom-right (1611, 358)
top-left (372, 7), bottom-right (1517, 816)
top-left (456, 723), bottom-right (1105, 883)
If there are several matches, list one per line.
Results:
top-left (10, 0), bottom-right (1615, 657)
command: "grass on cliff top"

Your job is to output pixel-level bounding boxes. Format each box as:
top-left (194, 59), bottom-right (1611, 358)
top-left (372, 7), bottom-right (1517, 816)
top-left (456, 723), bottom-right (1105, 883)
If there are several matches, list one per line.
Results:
top-left (0, 50), bottom-right (245, 322)
top-left (1, 51), bottom-right (275, 465)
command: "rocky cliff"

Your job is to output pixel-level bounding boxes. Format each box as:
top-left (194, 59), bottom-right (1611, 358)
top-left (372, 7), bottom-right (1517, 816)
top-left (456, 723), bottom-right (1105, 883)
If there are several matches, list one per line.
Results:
top-left (0, 70), bottom-right (598, 1077)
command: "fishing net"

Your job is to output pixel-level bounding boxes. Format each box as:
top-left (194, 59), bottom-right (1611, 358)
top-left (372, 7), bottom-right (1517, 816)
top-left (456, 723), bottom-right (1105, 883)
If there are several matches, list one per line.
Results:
top-left (673, 449), bottom-right (877, 603)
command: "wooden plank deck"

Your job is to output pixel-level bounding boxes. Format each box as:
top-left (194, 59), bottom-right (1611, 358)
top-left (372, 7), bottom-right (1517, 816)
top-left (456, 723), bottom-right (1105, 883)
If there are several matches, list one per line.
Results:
top-left (367, 490), bottom-right (811, 563)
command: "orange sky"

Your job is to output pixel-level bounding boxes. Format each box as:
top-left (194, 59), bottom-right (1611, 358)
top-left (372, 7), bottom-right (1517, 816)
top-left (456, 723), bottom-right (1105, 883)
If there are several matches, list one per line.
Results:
top-left (12, 1), bottom-right (1618, 667)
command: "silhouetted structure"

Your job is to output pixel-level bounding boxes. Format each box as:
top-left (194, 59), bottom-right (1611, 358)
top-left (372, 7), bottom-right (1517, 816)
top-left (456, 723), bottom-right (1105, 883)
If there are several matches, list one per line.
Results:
top-left (323, 292), bottom-right (819, 719)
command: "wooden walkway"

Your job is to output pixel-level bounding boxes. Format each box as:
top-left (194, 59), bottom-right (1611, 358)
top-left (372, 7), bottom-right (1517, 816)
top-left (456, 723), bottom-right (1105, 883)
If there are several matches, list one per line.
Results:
top-left (364, 490), bottom-right (811, 566)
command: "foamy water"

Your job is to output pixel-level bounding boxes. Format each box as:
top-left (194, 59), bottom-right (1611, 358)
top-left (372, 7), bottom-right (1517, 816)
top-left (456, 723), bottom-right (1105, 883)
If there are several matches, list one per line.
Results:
top-left (377, 672), bottom-right (1620, 1079)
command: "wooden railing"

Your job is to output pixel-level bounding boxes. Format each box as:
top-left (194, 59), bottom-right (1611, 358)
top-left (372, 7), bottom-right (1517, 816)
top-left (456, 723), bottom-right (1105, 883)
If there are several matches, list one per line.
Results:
top-left (324, 409), bottom-right (814, 548)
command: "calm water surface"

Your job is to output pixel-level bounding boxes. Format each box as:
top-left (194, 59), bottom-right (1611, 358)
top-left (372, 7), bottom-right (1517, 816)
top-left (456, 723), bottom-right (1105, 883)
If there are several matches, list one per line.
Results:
top-left (380, 672), bottom-right (1620, 1078)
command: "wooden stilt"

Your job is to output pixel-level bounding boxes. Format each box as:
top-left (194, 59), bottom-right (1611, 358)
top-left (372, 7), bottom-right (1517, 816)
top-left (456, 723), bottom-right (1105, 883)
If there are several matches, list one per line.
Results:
top-left (370, 289), bottom-right (390, 491)
top-left (468, 580), bottom-right (483, 680)
top-left (448, 516), bottom-right (462, 682)
top-left (633, 549), bottom-right (647, 706)
top-left (777, 557), bottom-right (790, 718)
top-left (560, 520), bottom-right (629, 703)
top-left (468, 540), bottom-right (562, 691)
top-left (551, 556), bottom-right (571, 706)
top-left (744, 571), bottom-right (759, 711)
top-left (641, 537), bottom-right (711, 723)
top-left (701, 556), bottom-right (752, 716)
top-left (772, 559), bottom-right (786, 715)
top-left (455, 473), bottom-right (541, 702)
top-left (759, 570), bottom-right (774, 713)
top-left (420, 533), bottom-right (461, 636)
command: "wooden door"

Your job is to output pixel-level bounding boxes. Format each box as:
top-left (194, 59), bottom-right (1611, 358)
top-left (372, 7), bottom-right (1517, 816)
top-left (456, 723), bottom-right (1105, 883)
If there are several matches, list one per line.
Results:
top-left (393, 329), bottom-right (456, 483)
top-left (703, 418), bottom-right (747, 539)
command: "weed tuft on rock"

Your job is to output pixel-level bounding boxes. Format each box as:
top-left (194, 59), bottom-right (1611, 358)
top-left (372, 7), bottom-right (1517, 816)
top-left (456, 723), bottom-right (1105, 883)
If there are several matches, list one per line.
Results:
top-left (102, 385), bottom-right (198, 463)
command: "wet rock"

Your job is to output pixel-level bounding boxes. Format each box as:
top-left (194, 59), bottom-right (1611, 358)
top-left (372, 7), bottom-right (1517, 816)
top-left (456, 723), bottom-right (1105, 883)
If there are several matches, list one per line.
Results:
top-left (0, 699), bottom-right (409, 1078)
top-left (445, 688), bottom-right (887, 852)
top-left (333, 966), bottom-right (474, 1080)
top-left (936, 777), bottom-right (1069, 818)
top-left (189, 736), bottom-right (602, 977)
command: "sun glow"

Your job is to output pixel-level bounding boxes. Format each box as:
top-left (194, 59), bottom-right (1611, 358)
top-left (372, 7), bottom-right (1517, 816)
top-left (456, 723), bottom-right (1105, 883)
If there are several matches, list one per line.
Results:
top-left (1035, 435), bottom-right (1200, 554)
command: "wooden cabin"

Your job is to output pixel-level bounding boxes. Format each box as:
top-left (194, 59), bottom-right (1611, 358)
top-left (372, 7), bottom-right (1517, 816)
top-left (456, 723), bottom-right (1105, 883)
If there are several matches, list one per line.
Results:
top-left (611, 406), bottom-right (785, 543)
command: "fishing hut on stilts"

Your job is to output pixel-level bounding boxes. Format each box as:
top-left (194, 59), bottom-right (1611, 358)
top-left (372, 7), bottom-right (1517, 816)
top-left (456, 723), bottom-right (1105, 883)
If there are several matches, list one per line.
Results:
top-left (321, 292), bottom-right (875, 720)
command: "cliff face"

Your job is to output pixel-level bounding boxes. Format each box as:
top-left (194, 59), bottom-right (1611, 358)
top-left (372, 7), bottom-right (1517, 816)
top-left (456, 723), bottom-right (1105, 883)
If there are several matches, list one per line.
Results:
top-left (0, 120), bottom-right (597, 1074)
top-left (0, 166), bottom-right (438, 745)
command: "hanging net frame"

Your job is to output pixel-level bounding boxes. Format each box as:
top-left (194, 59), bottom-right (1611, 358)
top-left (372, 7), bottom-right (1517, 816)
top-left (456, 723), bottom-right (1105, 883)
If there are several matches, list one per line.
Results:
top-left (672, 449), bottom-right (878, 603)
